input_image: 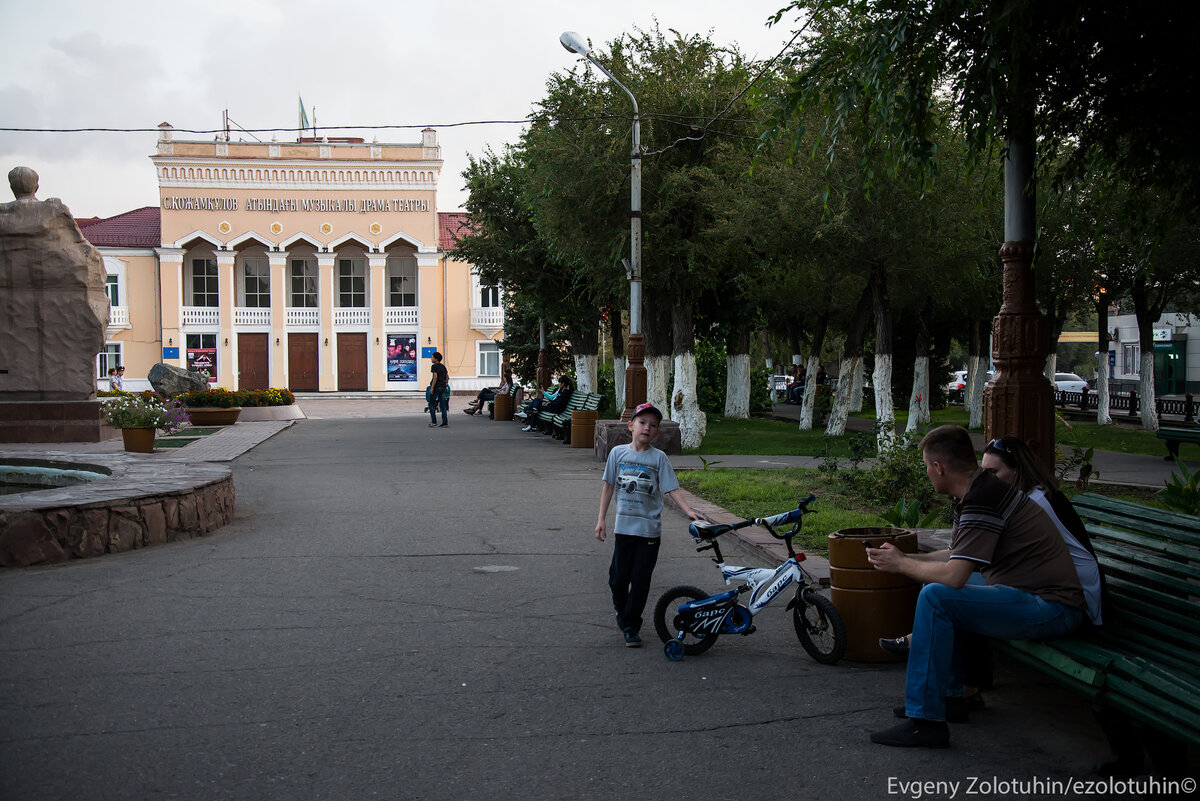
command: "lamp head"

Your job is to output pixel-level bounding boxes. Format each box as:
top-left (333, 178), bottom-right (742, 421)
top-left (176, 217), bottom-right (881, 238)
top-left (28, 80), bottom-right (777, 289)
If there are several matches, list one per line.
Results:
top-left (559, 31), bottom-right (589, 57)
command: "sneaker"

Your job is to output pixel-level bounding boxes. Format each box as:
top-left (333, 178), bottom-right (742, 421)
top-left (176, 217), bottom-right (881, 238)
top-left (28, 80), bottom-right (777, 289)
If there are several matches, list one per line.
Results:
top-left (623, 631), bottom-right (643, 648)
top-left (879, 635), bottom-right (910, 657)
top-left (521, 425), bottom-right (533, 432)
top-left (427, 423), bottom-right (438, 428)
top-left (870, 718), bottom-right (950, 748)
top-left (514, 411), bottom-right (527, 419)
top-left (439, 423), bottom-right (448, 428)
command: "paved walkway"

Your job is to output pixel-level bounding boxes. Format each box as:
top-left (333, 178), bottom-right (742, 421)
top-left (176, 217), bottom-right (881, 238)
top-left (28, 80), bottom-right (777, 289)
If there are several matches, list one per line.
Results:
top-left (4, 399), bottom-right (1155, 800)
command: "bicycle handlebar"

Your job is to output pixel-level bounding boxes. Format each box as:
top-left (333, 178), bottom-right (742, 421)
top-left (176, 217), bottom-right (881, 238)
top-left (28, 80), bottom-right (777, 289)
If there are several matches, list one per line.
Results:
top-left (754, 494), bottom-right (817, 530)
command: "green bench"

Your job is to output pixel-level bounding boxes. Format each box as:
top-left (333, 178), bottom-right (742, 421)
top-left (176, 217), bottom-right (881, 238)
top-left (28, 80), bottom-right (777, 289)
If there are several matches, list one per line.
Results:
top-left (549, 392), bottom-right (603, 443)
top-left (995, 493), bottom-right (1200, 769)
top-left (530, 388), bottom-right (587, 434)
top-left (487, 384), bottom-right (523, 419)
top-left (1156, 426), bottom-right (1200, 460)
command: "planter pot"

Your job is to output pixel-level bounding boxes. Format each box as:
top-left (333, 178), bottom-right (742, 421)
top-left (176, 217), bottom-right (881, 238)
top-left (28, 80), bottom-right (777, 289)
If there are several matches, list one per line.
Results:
top-left (185, 406), bottom-right (242, 426)
top-left (120, 427), bottom-right (156, 453)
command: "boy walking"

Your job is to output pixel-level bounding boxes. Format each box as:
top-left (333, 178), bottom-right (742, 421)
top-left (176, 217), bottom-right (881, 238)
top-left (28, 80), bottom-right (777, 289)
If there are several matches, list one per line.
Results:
top-left (596, 402), bottom-right (705, 647)
top-left (428, 352), bottom-right (449, 427)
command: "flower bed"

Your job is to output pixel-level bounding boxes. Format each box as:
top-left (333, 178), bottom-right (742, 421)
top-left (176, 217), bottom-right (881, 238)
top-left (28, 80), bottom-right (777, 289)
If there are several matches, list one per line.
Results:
top-left (101, 392), bottom-right (189, 433)
top-left (175, 387), bottom-right (295, 408)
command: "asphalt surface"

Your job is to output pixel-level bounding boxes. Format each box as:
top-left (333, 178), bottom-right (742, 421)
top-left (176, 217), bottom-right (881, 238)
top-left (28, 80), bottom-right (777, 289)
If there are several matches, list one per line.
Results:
top-left (0, 400), bottom-right (1191, 800)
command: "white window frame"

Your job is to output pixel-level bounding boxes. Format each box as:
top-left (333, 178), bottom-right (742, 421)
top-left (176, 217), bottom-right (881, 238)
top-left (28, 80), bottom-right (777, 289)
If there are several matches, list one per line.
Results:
top-left (337, 258), bottom-right (367, 308)
top-left (240, 256), bottom-right (270, 308)
top-left (189, 258), bottom-right (219, 307)
top-left (97, 343), bottom-right (123, 385)
top-left (477, 341), bottom-right (500, 377)
top-left (289, 258), bottom-right (318, 308)
top-left (387, 256), bottom-right (418, 307)
top-left (1122, 343), bottom-right (1139, 376)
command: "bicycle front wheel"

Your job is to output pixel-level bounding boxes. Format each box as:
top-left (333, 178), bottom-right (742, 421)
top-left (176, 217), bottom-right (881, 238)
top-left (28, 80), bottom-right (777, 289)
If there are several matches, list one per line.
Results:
top-left (653, 585), bottom-right (719, 656)
top-left (793, 588), bottom-right (846, 665)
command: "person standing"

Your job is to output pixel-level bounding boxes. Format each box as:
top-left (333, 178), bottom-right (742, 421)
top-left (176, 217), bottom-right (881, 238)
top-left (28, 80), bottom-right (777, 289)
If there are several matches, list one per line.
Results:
top-left (110, 365), bottom-right (125, 391)
top-left (427, 352), bottom-right (449, 428)
top-left (595, 402), bottom-right (706, 647)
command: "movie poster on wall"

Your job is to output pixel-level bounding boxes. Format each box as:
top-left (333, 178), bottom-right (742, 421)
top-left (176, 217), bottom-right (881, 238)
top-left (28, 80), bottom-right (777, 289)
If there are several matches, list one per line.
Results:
top-left (387, 334), bottom-right (418, 383)
top-left (187, 348), bottom-right (218, 384)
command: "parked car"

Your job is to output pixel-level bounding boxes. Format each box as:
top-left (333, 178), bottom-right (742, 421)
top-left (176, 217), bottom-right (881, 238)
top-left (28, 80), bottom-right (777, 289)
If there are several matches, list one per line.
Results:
top-left (946, 369), bottom-right (995, 402)
top-left (1054, 372), bottom-right (1088, 394)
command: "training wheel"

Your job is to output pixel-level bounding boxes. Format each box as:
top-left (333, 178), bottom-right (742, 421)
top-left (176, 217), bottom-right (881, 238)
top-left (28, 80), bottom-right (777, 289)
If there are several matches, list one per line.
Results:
top-left (664, 639), bottom-right (685, 661)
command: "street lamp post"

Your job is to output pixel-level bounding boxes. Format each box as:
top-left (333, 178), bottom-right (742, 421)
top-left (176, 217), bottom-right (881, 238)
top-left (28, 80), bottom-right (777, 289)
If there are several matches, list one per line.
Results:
top-left (560, 31), bottom-right (645, 421)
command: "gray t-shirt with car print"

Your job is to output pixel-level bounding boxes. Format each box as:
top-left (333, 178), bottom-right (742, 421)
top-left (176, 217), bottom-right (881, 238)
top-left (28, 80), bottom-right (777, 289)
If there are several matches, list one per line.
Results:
top-left (602, 444), bottom-right (680, 539)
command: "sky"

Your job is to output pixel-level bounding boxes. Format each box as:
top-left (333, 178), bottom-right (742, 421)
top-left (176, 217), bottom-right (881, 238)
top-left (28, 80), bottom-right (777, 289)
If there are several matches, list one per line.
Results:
top-left (0, 0), bottom-right (798, 220)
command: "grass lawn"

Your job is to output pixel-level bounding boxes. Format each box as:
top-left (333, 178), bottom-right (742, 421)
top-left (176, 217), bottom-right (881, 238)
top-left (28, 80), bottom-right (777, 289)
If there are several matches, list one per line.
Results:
top-left (688, 408), bottom-right (1171, 458)
top-left (677, 467), bottom-right (914, 554)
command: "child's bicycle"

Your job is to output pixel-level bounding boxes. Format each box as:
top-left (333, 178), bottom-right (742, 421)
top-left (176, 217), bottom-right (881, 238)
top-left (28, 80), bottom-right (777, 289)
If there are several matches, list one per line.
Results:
top-left (653, 494), bottom-right (846, 664)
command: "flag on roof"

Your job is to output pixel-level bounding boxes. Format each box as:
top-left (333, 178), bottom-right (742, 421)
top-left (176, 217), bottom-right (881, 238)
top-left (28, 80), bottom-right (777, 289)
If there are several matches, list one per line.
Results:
top-left (299, 96), bottom-right (309, 130)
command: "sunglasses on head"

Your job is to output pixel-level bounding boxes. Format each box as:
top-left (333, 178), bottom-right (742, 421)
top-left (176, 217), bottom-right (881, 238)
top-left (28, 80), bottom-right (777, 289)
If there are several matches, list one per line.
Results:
top-left (987, 438), bottom-right (1016, 453)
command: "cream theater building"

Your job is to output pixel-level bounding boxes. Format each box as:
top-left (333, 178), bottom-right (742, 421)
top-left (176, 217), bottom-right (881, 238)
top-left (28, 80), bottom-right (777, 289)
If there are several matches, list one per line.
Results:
top-left (81, 123), bottom-right (503, 395)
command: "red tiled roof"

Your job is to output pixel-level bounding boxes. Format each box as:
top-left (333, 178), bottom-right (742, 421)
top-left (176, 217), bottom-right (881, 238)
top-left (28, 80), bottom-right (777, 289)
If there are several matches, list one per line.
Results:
top-left (79, 207), bottom-right (161, 248)
top-left (438, 211), bottom-right (473, 252)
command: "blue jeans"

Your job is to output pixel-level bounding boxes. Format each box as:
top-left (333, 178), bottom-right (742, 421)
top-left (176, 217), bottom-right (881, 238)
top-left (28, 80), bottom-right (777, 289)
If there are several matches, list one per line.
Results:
top-left (429, 390), bottom-right (448, 424)
top-left (905, 575), bottom-right (1083, 721)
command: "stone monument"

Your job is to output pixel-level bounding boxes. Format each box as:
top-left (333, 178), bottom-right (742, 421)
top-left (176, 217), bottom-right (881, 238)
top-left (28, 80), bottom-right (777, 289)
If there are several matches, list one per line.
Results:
top-left (0, 166), bottom-right (113, 442)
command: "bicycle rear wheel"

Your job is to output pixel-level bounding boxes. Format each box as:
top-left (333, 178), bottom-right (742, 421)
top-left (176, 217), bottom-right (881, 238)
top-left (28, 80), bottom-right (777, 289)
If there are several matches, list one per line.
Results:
top-left (653, 585), bottom-right (719, 656)
top-left (793, 587), bottom-right (846, 665)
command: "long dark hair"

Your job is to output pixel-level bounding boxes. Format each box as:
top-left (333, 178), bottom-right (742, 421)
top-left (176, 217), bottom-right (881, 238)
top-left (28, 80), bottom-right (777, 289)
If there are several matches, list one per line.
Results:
top-left (983, 437), bottom-right (1059, 495)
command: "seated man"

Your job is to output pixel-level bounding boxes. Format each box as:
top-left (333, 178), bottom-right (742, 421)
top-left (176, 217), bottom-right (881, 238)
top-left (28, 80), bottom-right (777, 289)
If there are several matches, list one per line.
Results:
top-left (865, 425), bottom-right (1085, 748)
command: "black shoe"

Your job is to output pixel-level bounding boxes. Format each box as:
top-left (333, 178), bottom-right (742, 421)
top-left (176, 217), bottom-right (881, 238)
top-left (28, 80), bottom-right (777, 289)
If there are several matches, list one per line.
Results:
top-left (623, 631), bottom-right (643, 648)
top-left (871, 718), bottom-right (950, 748)
top-left (961, 691), bottom-right (985, 712)
top-left (879, 636), bottom-right (910, 657)
top-left (893, 697), bottom-right (969, 724)
top-left (439, 423), bottom-right (448, 427)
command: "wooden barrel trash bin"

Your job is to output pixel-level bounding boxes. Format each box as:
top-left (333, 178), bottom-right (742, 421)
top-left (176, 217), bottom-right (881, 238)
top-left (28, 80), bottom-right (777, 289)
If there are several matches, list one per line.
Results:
top-left (571, 409), bottom-right (598, 448)
top-left (828, 527), bottom-right (921, 662)
top-left (492, 394), bottom-right (514, 421)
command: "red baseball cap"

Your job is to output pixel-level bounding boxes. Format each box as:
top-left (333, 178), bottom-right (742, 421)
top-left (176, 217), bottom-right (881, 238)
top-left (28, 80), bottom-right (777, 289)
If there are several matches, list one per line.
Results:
top-left (632, 402), bottom-right (663, 421)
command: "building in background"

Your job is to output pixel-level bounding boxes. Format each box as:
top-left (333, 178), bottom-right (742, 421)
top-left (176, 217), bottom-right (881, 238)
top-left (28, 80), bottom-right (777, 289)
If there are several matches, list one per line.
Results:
top-left (80, 123), bottom-right (501, 395)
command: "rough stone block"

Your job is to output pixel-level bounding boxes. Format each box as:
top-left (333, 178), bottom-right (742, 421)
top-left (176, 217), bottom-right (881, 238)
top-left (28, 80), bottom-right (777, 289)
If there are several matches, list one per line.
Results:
top-left (0, 516), bottom-right (67, 567)
top-left (594, 419), bottom-right (682, 461)
top-left (143, 502), bottom-right (167, 545)
top-left (108, 513), bottom-right (142, 552)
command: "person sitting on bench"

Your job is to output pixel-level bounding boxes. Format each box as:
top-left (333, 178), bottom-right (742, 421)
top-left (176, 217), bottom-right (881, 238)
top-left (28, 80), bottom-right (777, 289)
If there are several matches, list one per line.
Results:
top-left (465, 368), bottom-right (513, 415)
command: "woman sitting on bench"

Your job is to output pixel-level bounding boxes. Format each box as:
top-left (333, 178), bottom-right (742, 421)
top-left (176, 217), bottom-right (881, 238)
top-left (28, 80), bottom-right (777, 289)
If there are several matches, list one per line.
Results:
top-left (465, 368), bottom-right (513, 415)
top-left (520, 375), bottom-right (573, 432)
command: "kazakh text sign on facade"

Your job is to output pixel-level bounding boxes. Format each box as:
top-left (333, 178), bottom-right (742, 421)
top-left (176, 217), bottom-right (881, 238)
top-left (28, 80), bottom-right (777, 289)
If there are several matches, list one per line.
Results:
top-left (162, 197), bottom-right (430, 213)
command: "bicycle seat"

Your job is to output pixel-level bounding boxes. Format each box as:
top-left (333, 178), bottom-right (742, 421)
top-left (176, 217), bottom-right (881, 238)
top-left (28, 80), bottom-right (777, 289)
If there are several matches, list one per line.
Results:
top-left (690, 521), bottom-right (733, 540)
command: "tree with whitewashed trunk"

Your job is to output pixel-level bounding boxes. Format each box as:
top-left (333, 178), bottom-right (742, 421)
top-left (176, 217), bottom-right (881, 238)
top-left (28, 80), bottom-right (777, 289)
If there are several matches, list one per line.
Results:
top-left (966, 319), bottom-right (990, 430)
top-left (907, 356), bottom-right (931, 433)
top-left (907, 300), bottom-right (934, 433)
top-left (871, 265), bottom-right (897, 453)
top-left (573, 353), bottom-right (598, 394)
top-left (826, 286), bottom-right (872, 437)
top-left (720, 323), bottom-right (753, 419)
top-left (800, 314), bottom-right (830, 430)
top-left (725, 353), bottom-right (751, 418)
top-left (850, 359), bottom-right (865, 413)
